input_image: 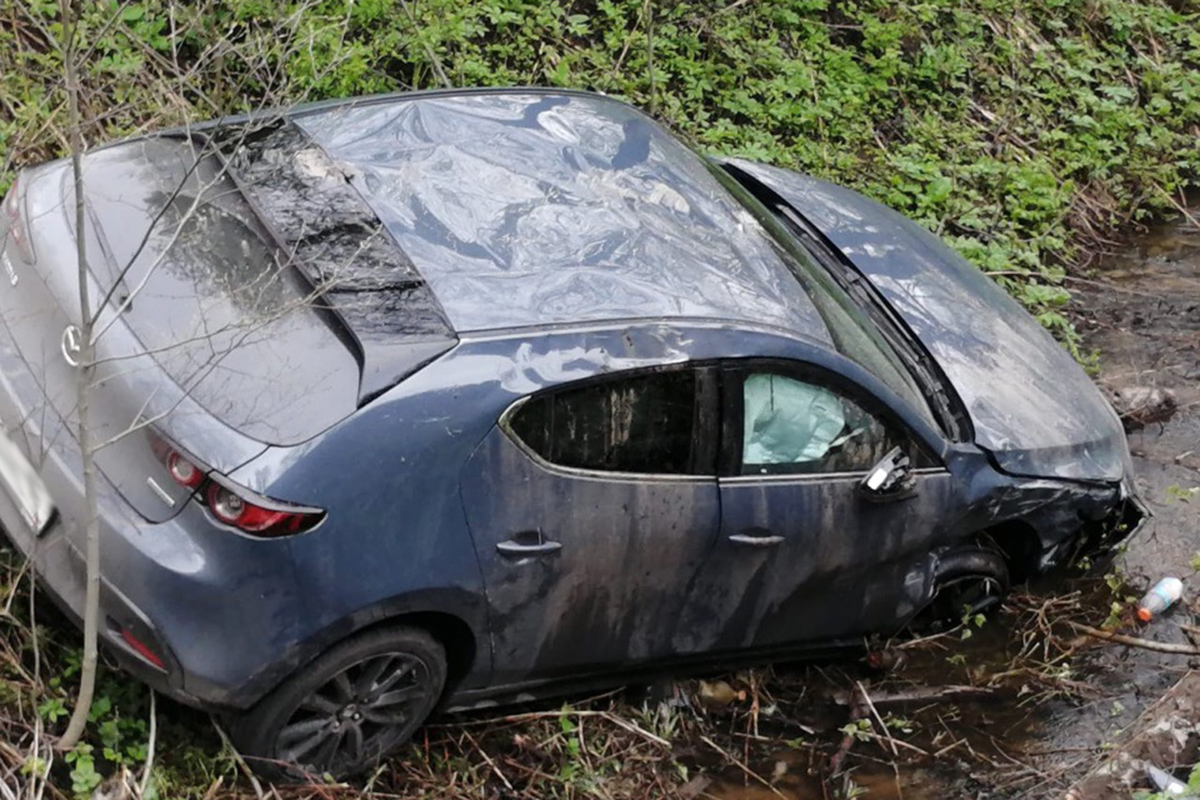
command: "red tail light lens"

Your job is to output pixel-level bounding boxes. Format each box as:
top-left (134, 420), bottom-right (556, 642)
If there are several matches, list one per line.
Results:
top-left (155, 434), bottom-right (324, 537)
top-left (2, 176), bottom-right (36, 265)
top-left (166, 452), bottom-right (203, 487)
top-left (206, 483), bottom-right (322, 536)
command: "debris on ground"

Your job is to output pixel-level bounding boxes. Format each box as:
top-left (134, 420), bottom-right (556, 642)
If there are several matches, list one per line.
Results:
top-left (1139, 577), bottom-right (1185, 622)
top-left (1106, 385), bottom-right (1179, 431)
top-left (697, 680), bottom-right (747, 710)
top-left (1061, 671), bottom-right (1200, 800)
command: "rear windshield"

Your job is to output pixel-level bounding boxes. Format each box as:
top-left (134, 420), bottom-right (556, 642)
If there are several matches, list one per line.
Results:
top-left (71, 138), bottom-right (361, 445)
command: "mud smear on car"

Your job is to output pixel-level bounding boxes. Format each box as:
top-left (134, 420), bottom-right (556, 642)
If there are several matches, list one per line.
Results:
top-left (696, 213), bottom-right (1200, 800)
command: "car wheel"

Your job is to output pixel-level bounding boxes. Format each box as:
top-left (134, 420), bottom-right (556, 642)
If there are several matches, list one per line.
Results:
top-left (229, 627), bottom-right (446, 782)
top-left (924, 545), bottom-right (1011, 627)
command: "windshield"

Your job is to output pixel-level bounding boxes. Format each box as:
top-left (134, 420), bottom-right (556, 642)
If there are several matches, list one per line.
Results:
top-left (707, 163), bottom-right (939, 429)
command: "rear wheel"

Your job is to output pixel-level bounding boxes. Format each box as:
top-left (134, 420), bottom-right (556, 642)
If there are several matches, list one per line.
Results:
top-left (229, 627), bottom-right (446, 782)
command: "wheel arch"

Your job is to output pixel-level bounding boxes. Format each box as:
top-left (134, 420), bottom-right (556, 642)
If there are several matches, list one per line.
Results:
top-left (982, 520), bottom-right (1044, 584)
top-left (351, 610), bottom-right (480, 691)
top-left (223, 589), bottom-right (491, 712)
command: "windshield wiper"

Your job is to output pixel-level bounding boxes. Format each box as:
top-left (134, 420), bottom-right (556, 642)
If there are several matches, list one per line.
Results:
top-left (774, 204), bottom-right (967, 440)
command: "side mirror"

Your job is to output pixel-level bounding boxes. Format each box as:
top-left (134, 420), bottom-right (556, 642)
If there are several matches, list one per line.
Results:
top-left (859, 446), bottom-right (917, 502)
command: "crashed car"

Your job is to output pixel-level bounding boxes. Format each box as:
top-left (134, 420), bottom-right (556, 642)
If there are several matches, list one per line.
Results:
top-left (0, 88), bottom-right (1143, 778)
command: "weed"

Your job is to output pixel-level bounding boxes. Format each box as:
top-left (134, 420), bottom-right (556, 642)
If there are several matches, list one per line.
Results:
top-left (1166, 485), bottom-right (1200, 504)
top-left (960, 608), bottom-right (987, 640)
top-left (839, 718), bottom-right (873, 742)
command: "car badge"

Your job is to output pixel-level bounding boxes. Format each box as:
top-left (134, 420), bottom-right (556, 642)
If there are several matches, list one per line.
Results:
top-left (61, 324), bottom-right (82, 367)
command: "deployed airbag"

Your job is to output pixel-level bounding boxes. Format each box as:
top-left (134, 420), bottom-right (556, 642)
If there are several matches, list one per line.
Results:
top-left (743, 374), bottom-right (845, 468)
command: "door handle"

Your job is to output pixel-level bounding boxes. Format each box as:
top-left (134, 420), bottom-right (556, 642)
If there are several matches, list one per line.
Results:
top-left (496, 538), bottom-right (562, 557)
top-left (728, 533), bottom-right (785, 547)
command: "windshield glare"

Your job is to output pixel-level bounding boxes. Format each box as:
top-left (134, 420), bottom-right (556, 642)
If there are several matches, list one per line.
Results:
top-left (708, 162), bottom-right (939, 430)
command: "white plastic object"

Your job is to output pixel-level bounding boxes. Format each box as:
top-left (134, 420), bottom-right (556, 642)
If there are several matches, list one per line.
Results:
top-left (1147, 764), bottom-right (1188, 795)
top-left (1137, 577), bottom-right (1183, 622)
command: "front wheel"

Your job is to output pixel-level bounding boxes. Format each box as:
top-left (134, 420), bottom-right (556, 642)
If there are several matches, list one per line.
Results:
top-left (229, 627), bottom-right (446, 782)
top-left (919, 545), bottom-right (1011, 630)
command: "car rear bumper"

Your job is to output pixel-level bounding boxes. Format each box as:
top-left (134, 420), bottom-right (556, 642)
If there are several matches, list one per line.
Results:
top-left (0, 500), bottom-right (193, 702)
top-left (0, 312), bottom-right (306, 711)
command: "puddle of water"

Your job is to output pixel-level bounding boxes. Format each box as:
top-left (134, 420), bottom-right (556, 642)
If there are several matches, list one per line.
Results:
top-left (703, 748), bottom-right (965, 799)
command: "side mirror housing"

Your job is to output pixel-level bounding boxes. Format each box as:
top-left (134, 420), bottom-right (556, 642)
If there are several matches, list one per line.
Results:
top-left (859, 446), bottom-right (917, 502)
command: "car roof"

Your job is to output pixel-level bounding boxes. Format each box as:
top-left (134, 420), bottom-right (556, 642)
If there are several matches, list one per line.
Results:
top-left (292, 89), bottom-right (832, 344)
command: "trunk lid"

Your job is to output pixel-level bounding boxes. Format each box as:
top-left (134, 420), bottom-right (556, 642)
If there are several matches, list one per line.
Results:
top-left (723, 159), bottom-right (1131, 483)
top-left (2, 141), bottom-right (363, 521)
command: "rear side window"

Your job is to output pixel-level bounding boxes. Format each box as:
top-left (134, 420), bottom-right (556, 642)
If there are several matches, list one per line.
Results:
top-left (508, 370), bottom-right (709, 475)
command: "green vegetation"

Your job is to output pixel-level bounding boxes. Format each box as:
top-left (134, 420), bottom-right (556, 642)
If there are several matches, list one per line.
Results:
top-left (1135, 762), bottom-right (1200, 800)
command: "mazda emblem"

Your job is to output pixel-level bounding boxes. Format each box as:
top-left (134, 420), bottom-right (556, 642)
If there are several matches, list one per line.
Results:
top-left (61, 325), bottom-right (82, 367)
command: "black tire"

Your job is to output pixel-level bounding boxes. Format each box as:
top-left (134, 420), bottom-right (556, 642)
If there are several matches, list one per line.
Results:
top-left (229, 627), bottom-right (446, 782)
top-left (921, 545), bottom-right (1011, 629)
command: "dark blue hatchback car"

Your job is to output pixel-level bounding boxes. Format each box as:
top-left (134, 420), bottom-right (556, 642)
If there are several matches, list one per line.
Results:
top-left (0, 88), bottom-right (1142, 778)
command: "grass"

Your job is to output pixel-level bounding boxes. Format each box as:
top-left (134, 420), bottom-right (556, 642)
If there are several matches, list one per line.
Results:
top-left (0, 0), bottom-right (1198, 797)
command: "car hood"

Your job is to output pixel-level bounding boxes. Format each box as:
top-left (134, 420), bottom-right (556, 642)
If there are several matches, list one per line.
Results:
top-left (724, 159), bottom-right (1131, 483)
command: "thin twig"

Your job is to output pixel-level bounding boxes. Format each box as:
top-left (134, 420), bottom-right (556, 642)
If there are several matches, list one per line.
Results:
top-left (857, 682), bottom-right (899, 758)
top-left (643, 0), bottom-right (656, 116)
top-left (600, 712), bottom-right (671, 748)
top-left (398, 0), bottom-right (452, 88)
top-left (211, 722), bottom-right (265, 800)
top-left (1067, 621), bottom-right (1200, 655)
top-left (136, 691), bottom-right (156, 798)
top-left (462, 731), bottom-right (512, 792)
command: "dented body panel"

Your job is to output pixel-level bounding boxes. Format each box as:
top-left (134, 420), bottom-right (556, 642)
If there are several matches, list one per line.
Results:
top-left (0, 88), bottom-right (1142, 719)
top-left (720, 158), bottom-right (1133, 484)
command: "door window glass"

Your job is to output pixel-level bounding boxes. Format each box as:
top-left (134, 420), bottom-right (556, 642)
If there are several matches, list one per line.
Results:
top-left (741, 373), bottom-right (900, 475)
top-left (509, 370), bottom-right (707, 475)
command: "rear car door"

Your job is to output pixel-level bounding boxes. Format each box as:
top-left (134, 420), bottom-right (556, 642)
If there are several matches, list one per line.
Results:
top-left (684, 359), bottom-right (955, 649)
top-left (460, 365), bottom-right (722, 685)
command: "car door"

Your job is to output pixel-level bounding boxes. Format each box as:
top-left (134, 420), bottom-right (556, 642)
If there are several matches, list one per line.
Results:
top-left (460, 365), bottom-right (722, 686)
top-left (680, 359), bottom-right (956, 651)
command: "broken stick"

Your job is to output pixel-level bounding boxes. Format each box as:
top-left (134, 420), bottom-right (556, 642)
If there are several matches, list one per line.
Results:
top-left (1067, 621), bottom-right (1200, 655)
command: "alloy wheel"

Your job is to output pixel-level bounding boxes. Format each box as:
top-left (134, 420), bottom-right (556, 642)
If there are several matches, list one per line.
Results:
top-left (930, 574), bottom-right (1006, 624)
top-left (275, 652), bottom-right (434, 775)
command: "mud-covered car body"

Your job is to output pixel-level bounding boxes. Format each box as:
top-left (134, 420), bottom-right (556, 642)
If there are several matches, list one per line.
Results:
top-left (0, 88), bottom-right (1141, 715)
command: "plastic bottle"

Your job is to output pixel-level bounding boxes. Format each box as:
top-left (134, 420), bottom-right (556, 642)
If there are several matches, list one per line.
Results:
top-left (1136, 577), bottom-right (1183, 622)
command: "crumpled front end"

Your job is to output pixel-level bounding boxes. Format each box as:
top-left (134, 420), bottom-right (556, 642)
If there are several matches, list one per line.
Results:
top-left (720, 158), bottom-right (1135, 486)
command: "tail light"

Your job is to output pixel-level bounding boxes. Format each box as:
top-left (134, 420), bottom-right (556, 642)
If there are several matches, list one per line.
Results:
top-left (205, 482), bottom-right (320, 535)
top-left (157, 439), bottom-right (324, 537)
top-left (166, 451), bottom-right (203, 488)
top-left (2, 175), bottom-right (37, 265)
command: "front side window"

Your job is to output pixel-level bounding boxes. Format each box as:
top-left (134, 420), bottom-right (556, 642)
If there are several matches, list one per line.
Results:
top-left (739, 371), bottom-right (911, 476)
top-left (508, 370), bottom-right (710, 476)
